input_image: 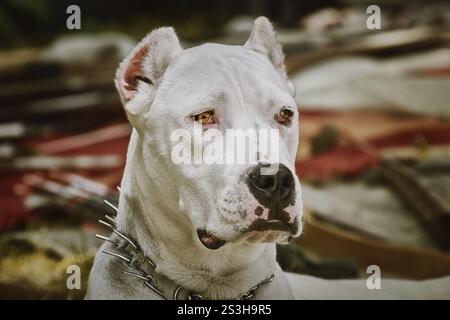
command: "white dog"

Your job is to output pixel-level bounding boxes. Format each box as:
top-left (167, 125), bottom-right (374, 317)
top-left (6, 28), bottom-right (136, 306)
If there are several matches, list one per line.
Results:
top-left (86, 17), bottom-right (450, 300)
top-left (87, 16), bottom-right (301, 300)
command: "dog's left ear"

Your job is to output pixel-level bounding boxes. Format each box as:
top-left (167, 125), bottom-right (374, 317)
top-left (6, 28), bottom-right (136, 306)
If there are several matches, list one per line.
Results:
top-left (244, 16), bottom-right (296, 97)
top-left (115, 27), bottom-right (183, 131)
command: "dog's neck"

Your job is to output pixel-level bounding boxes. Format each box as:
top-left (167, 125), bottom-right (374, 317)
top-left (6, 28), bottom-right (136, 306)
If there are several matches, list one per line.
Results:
top-left (115, 130), bottom-right (278, 299)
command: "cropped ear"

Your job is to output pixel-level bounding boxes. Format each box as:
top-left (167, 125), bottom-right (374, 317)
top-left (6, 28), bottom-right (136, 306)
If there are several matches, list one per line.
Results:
top-left (115, 27), bottom-right (183, 130)
top-left (244, 16), bottom-right (287, 80)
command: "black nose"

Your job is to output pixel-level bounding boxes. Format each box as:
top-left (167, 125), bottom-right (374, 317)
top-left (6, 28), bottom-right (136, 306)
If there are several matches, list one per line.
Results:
top-left (247, 163), bottom-right (295, 209)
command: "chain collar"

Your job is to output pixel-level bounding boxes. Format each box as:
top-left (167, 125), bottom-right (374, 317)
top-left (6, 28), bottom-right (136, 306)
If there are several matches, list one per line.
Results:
top-left (96, 212), bottom-right (274, 300)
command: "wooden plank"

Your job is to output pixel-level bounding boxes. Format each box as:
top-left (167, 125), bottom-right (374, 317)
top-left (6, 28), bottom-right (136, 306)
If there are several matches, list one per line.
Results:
top-left (297, 211), bottom-right (450, 279)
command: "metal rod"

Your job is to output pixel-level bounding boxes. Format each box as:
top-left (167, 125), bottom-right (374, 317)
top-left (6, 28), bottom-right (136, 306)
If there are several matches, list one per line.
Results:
top-left (113, 229), bottom-right (137, 249)
top-left (102, 249), bottom-right (131, 263)
top-left (104, 199), bottom-right (118, 212)
top-left (99, 219), bottom-right (114, 229)
top-left (95, 234), bottom-right (117, 245)
top-left (104, 214), bottom-right (116, 225)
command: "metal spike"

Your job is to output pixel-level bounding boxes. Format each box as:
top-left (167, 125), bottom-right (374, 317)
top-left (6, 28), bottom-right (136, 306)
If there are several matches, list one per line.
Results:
top-left (98, 219), bottom-right (114, 229)
top-left (104, 214), bottom-right (116, 225)
top-left (122, 270), bottom-right (154, 282)
top-left (144, 280), bottom-right (166, 299)
top-left (173, 286), bottom-right (183, 300)
top-left (128, 254), bottom-right (156, 269)
top-left (144, 257), bottom-right (156, 268)
top-left (112, 229), bottom-right (137, 249)
top-left (95, 234), bottom-right (117, 244)
top-left (104, 199), bottom-right (118, 212)
top-left (102, 249), bottom-right (131, 263)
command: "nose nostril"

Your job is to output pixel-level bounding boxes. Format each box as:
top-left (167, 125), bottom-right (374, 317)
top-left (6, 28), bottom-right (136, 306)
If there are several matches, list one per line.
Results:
top-left (282, 176), bottom-right (292, 189)
top-left (248, 164), bottom-right (294, 203)
top-left (260, 176), bottom-right (275, 189)
top-left (251, 172), bottom-right (276, 191)
top-left (249, 173), bottom-right (276, 190)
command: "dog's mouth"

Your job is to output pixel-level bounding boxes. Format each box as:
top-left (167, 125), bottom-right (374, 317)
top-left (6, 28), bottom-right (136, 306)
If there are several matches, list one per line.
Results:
top-left (249, 219), bottom-right (297, 234)
top-left (197, 229), bottom-right (226, 250)
top-left (197, 218), bottom-right (297, 250)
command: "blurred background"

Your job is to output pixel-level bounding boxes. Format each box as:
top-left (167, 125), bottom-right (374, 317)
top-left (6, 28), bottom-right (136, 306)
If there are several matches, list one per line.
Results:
top-left (0, 0), bottom-right (449, 299)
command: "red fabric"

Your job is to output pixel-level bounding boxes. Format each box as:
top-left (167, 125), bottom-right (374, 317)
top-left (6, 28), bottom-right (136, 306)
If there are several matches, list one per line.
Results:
top-left (0, 122), bottom-right (130, 230)
top-left (296, 127), bottom-right (450, 181)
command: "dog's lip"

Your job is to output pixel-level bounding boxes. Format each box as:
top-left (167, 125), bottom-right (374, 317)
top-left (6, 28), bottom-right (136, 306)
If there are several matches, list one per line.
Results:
top-left (250, 219), bottom-right (296, 233)
top-left (197, 229), bottom-right (226, 250)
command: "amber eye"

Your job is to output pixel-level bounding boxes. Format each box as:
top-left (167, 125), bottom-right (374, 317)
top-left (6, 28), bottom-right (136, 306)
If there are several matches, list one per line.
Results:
top-left (277, 108), bottom-right (294, 124)
top-left (193, 110), bottom-right (215, 124)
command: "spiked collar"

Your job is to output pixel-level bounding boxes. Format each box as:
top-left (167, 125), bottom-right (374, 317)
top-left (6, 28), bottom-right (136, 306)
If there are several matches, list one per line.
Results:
top-left (96, 212), bottom-right (274, 300)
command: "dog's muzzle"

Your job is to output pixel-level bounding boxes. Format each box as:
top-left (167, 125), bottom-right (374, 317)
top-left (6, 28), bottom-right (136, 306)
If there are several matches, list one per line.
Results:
top-left (198, 163), bottom-right (299, 250)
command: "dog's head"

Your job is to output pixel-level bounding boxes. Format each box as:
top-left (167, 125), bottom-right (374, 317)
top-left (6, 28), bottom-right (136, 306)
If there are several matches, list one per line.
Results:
top-left (116, 17), bottom-right (302, 250)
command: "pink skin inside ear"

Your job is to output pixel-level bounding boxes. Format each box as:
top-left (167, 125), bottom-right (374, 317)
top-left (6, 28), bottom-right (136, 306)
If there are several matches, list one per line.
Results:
top-left (119, 45), bottom-right (149, 102)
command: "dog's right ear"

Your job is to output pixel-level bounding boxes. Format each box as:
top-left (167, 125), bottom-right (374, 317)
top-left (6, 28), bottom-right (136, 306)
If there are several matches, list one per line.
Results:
top-left (115, 27), bottom-right (183, 131)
